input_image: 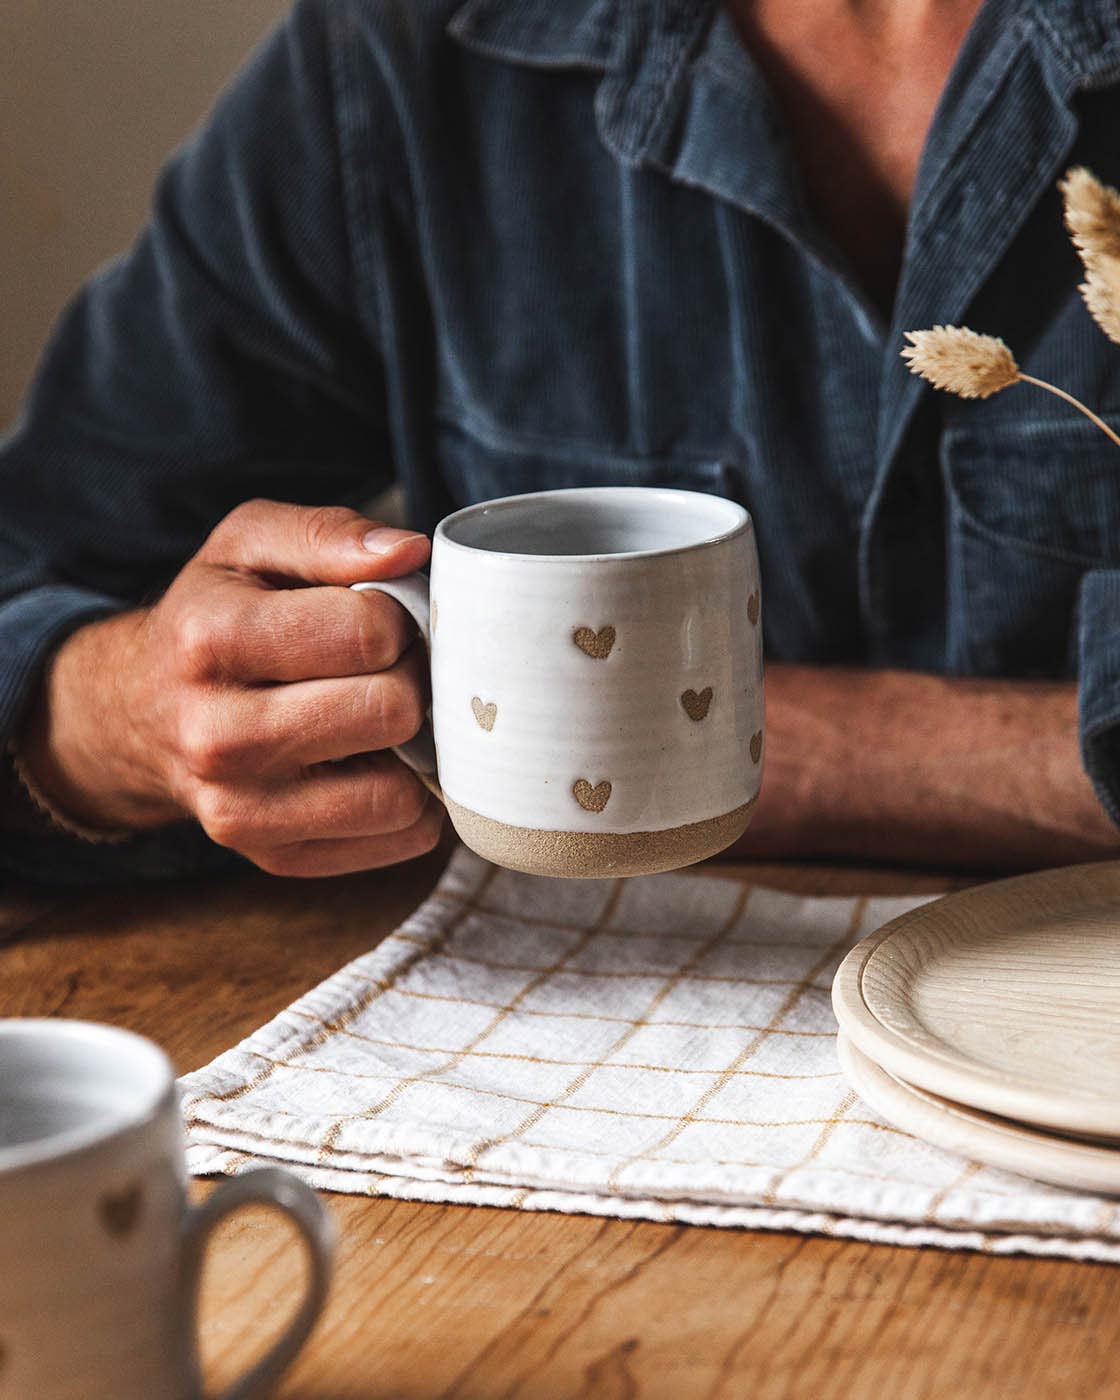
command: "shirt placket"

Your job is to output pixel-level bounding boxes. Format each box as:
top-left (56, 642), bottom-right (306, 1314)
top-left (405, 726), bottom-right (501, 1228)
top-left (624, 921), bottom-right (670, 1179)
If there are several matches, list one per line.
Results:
top-left (862, 2), bottom-right (1082, 665)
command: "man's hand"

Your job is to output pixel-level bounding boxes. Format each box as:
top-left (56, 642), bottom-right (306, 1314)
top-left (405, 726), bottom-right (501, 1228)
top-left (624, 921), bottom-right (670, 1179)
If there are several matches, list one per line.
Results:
top-left (18, 500), bottom-right (445, 876)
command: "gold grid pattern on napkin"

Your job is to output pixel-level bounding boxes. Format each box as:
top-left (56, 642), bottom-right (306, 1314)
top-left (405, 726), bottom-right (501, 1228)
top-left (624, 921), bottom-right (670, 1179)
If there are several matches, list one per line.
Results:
top-left (181, 849), bottom-right (1120, 1260)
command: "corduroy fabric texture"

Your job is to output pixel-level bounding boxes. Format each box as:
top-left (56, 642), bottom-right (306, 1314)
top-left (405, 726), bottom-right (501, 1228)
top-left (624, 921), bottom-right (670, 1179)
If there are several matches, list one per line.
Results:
top-left (5, 0), bottom-right (1120, 882)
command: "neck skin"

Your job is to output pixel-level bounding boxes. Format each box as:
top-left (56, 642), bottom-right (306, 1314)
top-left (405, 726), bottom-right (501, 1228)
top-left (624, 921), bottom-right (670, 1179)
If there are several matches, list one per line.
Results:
top-left (724, 0), bottom-right (985, 314)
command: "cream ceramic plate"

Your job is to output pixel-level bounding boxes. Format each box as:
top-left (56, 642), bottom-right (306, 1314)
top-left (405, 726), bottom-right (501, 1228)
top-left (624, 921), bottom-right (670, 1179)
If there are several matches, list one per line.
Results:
top-left (837, 1034), bottom-right (1120, 1195)
top-left (832, 862), bottom-right (1120, 1138)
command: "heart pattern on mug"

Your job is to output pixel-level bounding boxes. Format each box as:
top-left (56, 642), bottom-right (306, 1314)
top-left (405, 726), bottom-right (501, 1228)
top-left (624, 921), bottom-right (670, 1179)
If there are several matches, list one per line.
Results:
top-left (454, 604), bottom-right (759, 819)
top-left (471, 696), bottom-right (497, 731)
top-left (573, 625), bottom-right (616, 659)
top-left (99, 1184), bottom-right (143, 1238)
top-left (573, 778), bottom-right (612, 813)
top-left (680, 687), bottom-right (713, 722)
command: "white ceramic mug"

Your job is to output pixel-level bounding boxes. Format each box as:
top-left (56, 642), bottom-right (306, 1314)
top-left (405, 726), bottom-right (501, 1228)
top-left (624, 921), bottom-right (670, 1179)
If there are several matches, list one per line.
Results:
top-left (356, 486), bottom-right (764, 877)
top-left (0, 1019), bottom-right (333, 1400)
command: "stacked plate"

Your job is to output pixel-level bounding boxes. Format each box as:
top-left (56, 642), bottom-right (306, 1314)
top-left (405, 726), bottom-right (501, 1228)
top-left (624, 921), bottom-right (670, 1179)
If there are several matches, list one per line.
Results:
top-left (832, 862), bottom-right (1120, 1194)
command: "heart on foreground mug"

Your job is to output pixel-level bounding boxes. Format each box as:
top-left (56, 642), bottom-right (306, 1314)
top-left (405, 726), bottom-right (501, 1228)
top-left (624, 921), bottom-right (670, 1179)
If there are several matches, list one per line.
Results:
top-left (0, 1019), bottom-right (333, 1400)
top-left (355, 486), bottom-right (764, 878)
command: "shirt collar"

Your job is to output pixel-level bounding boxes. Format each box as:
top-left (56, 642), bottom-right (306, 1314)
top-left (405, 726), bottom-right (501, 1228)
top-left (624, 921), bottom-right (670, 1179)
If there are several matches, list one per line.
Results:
top-left (447, 0), bottom-right (618, 72)
top-left (447, 0), bottom-right (1120, 94)
top-left (449, 0), bottom-right (720, 166)
top-left (448, 0), bottom-right (1120, 494)
top-left (1026, 0), bottom-right (1120, 89)
top-left (447, 0), bottom-right (1120, 239)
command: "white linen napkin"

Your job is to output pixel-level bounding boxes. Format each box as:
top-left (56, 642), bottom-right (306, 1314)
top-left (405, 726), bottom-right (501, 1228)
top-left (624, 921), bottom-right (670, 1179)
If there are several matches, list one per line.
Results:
top-left (181, 848), bottom-right (1120, 1262)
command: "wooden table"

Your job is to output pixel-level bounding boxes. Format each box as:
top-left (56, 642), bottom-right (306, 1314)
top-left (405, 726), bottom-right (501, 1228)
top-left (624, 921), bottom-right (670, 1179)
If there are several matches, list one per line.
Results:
top-left (3, 848), bottom-right (1119, 1399)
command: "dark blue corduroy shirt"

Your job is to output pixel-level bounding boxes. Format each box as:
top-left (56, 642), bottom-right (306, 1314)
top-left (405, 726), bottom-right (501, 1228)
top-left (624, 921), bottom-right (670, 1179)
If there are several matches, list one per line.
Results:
top-left (3, 0), bottom-right (1120, 881)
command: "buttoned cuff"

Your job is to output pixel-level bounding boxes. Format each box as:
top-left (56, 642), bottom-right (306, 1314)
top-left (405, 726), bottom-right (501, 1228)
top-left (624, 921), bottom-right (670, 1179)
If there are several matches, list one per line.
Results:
top-left (0, 584), bottom-right (124, 743)
top-left (1078, 569), bottom-right (1120, 829)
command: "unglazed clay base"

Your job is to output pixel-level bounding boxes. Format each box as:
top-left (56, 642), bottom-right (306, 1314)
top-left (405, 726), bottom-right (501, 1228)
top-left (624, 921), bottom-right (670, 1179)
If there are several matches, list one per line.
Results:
top-left (445, 796), bottom-right (757, 878)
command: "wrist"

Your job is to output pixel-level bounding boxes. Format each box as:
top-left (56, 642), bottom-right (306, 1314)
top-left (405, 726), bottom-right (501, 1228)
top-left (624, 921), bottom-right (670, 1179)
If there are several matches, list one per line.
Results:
top-left (17, 611), bottom-right (184, 833)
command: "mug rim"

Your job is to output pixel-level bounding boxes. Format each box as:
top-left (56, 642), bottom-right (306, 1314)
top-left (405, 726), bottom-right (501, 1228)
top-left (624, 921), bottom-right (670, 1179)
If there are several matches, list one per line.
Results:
top-left (0, 1019), bottom-right (176, 1176)
top-left (434, 486), bottom-right (751, 563)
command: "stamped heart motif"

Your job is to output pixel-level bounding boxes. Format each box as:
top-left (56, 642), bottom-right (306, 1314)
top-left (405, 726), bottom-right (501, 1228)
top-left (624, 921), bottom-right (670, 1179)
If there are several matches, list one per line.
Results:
top-left (747, 591), bottom-right (760, 626)
top-left (680, 686), bottom-right (713, 722)
top-left (99, 1184), bottom-right (143, 1238)
top-left (750, 730), bottom-right (763, 764)
top-left (471, 696), bottom-right (497, 731)
top-left (573, 778), bottom-right (612, 813)
top-left (573, 625), bottom-right (616, 659)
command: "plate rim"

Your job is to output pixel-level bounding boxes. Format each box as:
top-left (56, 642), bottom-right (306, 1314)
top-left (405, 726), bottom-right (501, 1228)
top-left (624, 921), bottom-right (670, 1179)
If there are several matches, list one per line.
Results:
top-left (832, 861), bottom-right (1120, 1137)
top-left (837, 1033), bottom-right (1120, 1196)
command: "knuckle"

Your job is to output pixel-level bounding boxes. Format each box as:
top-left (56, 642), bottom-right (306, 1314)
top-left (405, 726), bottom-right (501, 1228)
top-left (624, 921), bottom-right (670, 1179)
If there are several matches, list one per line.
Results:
top-left (300, 505), bottom-right (360, 555)
top-left (252, 845), bottom-right (310, 878)
top-left (369, 676), bottom-right (425, 747)
top-left (384, 773), bottom-right (427, 830)
top-left (413, 806), bottom-right (444, 853)
top-left (207, 594), bottom-right (253, 656)
top-left (178, 709), bottom-right (241, 782)
top-left (356, 633), bottom-right (392, 676)
top-left (173, 607), bottom-right (220, 679)
top-left (206, 498), bottom-right (270, 551)
top-left (354, 596), bottom-right (408, 673)
top-left (178, 595), bottom-right (250, 678)
top-left (394, 803), bottom-right (443, 860)
top-left (193, 787), bottom-right (250, 849)
top-left (229, 497), bottom-right (274, 530)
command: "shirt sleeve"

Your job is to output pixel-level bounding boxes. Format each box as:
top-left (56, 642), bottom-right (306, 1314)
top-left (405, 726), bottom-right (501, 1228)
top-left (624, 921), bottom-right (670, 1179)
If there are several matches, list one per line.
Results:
top-left (1078, 569), bottom-right (1120, 828)
top-left (0, 0), bottom-right (393, 882)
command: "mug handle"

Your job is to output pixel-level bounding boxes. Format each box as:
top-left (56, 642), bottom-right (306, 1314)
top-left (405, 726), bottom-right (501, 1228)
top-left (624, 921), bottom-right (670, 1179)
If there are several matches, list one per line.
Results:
top-left (350, 577), bottom-right (443, 800)
top-left (182, 1167), bottom-right (334, 1400)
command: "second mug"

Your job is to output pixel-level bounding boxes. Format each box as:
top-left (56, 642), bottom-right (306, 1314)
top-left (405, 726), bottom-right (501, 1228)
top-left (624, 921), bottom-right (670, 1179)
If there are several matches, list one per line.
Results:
top-left (355, 486), bottom-right (764, 879)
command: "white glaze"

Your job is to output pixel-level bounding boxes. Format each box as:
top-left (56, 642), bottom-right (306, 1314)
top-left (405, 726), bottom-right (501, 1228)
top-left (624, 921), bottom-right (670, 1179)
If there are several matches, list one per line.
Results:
top-left (365, 488), bottom-right (763, 837)
top-left (0, 1020), bottom-right (332, 1400)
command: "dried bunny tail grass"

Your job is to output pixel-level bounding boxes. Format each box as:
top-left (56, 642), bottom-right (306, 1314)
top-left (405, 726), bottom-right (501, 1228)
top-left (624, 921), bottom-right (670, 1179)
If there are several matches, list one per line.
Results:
top-left (901, 323), bottom-right (1120, 449)
top-left (1061, 166), bottom-right (1120, 264)
top-left (1062, 166), bottom-right (1120, 345)
top-left (1080, 265), bottom-right (1120, 346)
top-left (900, 326), bottom-right (1020, 399)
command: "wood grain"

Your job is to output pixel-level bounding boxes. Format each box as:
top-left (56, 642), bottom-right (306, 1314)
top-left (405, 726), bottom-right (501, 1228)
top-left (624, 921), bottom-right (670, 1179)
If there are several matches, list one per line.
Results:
top-left (838, 1033), bottom-right (1120, 1196)
top-left (2, 846), bottom-right (1119, 1399)
top-left (834, 862), bottom-right (1120, 1137)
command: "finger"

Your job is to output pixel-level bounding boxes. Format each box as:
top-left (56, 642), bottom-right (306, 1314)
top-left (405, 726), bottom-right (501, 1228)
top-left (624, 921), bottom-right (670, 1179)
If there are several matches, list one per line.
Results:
top-left (198, 753), bottom-right (430, 847)
top-left (199, 499), bottom-right (430, 585)
top-left (250, 800), bottom-right (446, 878)
top-left (199, 582), bottom-right (416, 683)
top-left (181, 645), bottom-right (430, 779)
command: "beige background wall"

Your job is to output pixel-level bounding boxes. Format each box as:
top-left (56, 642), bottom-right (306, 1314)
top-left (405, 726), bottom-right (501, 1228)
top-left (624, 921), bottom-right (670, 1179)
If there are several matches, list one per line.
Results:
top-left (1, 0), bottom-right (288, 427)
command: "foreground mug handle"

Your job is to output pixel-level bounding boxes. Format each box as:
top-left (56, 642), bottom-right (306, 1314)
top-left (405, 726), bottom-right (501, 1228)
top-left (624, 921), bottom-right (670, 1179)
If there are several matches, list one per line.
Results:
top-left (350, 577), bottom-right (442, 800)
top-left (182, 1167), bottom-right (334, 1400)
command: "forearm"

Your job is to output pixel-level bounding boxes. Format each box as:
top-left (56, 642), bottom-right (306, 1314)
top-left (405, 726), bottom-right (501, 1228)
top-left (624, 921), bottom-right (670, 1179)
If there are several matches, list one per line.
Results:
top-left (737, 664), bottom-right (1120, 870)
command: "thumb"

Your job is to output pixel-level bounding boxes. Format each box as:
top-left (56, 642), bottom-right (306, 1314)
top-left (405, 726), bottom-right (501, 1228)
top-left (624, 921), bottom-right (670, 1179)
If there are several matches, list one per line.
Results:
top-left (201, 499), bottom-right (431, 585)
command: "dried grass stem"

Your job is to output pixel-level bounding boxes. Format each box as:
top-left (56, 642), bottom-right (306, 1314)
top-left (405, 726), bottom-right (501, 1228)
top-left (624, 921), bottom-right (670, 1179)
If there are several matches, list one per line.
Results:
top-left (1017, 375), bottom-right (1120, 449)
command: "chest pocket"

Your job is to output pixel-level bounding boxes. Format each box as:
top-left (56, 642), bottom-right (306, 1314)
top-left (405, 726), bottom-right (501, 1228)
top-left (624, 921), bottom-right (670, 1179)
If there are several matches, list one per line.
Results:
top-left (942, 416), bottom-right (1120, 678)
top-left (436, 415), bottom-right (736, 506)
